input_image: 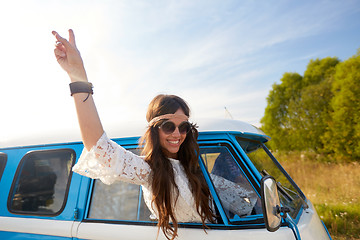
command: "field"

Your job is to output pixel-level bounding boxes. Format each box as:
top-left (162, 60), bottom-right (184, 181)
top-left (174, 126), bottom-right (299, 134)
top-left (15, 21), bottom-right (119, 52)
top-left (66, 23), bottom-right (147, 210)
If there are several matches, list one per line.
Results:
top-left (273, 152), bottom-right (360, 240)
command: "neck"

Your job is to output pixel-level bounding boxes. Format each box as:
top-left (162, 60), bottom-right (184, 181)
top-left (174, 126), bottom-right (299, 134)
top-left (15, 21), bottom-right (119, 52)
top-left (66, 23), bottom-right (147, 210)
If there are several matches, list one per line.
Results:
top-left (163, 149), bottom-right (178, 159)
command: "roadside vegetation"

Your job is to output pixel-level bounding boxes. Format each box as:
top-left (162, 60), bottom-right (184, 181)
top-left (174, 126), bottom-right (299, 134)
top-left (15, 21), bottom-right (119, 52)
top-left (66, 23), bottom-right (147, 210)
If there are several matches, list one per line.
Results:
top-left (260, 48), bottom-right (360, 239)
top-left (273, 152), bottom-right (360, 240)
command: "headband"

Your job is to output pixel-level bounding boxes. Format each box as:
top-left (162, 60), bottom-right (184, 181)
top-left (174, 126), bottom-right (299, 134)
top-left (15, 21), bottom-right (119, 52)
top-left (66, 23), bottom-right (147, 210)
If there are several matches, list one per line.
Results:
top-left (148, 113), bottom-right (189, 126)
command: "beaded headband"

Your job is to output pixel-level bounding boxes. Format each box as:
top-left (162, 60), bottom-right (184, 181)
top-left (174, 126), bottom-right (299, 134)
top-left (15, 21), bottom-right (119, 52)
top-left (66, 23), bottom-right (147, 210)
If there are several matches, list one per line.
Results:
top-left (148, 113), bottom-right (189, 126)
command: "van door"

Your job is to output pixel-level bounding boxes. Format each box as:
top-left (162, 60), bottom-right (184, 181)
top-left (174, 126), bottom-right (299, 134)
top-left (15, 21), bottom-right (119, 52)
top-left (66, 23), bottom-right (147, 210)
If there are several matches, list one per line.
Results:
top-left (0, 147), bottom-right (80, 239)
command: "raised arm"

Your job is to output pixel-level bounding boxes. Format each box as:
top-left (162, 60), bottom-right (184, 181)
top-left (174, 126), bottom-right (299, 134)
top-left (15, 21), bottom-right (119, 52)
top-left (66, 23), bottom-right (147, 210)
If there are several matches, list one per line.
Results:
top-left (52, 29), bottom-right (104, 151)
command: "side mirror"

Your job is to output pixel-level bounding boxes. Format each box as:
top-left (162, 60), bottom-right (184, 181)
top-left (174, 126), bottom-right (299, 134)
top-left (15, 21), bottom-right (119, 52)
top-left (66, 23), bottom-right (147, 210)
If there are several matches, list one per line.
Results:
top-left (260, 175), bottom-right (282, 232)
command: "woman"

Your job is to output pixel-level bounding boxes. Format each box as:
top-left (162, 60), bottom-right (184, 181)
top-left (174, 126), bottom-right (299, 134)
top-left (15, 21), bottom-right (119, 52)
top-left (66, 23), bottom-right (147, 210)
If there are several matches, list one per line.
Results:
top-left (52, 29), bottom-right (215, 240)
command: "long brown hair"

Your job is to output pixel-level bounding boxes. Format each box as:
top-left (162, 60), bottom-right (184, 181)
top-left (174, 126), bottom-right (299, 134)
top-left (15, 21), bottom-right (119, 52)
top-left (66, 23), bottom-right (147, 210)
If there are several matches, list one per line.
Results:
top-left (140, 94), bottom-right (215, 240)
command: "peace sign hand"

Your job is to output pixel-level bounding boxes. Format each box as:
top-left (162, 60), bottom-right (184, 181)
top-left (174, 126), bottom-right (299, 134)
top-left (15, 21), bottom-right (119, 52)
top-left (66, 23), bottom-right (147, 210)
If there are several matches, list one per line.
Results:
top-left (52, 29), bottom-right (88, 82)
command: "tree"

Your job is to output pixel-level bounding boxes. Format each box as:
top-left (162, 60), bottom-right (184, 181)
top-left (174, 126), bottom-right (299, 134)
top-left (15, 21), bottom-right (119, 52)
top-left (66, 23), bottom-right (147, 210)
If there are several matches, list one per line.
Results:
top-left (261, 57), bottom-right (339, 152)
top-left (261, 72), bottom-right (303, 150)
top-left (302, 57), bottom-right (340, 87)
top-left (324, 52), bottom-right (360, 160)
top-left (262, 50), bottom-right (360, 162)
top-left (293, 57), bottom-right (339, 151)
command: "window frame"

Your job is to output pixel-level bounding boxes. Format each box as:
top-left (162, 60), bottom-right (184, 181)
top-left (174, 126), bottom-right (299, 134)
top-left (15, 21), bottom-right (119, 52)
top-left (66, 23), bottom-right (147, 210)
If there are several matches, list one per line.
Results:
top-left (198, 140), bottom-right (265, 227)
top-left (235, 136), bottom-right (306, 222)
top-left (0, 153), bottom-right (7, 183)
top-left (260, 143), bottom-right (306, 220)
top-left (7, 148), bottom-right (76, 216)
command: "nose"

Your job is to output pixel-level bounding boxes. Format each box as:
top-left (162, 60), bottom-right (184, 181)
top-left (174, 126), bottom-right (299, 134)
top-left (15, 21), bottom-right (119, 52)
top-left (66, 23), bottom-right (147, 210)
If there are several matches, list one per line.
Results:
top-left (171, 126), bottom-right (181, 137)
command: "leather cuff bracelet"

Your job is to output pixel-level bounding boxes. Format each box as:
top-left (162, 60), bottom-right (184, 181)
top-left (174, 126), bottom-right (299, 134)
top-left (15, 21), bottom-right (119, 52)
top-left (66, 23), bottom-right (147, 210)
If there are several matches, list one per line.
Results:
top-left (69, 82), bottom-right (94, 102)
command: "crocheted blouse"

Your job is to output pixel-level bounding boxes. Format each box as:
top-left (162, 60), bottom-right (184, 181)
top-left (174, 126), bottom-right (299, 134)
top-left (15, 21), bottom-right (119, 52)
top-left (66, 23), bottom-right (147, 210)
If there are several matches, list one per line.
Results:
top-left (72, 132), bottom-right (257, 222)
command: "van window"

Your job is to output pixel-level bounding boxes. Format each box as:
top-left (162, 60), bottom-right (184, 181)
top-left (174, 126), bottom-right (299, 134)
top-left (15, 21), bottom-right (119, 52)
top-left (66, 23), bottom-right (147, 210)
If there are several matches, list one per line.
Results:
top-left (236, 137), bottom-right (304, 219)
top-left (88, 181), bottom-right (151, 221)
top-left (87, 148), bottom-right (152, 222)
top-left (8, 149), bottom-right (75, 215)
top-left (200, 146), bottom-right (262, 222)
top-left (0, 153), bottom-right (7, 182)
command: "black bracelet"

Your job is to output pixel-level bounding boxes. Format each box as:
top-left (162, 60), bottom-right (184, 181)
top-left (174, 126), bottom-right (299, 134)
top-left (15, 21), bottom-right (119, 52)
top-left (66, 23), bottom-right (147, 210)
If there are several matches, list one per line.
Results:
top-left (69, 82), bottom-right (94, 102)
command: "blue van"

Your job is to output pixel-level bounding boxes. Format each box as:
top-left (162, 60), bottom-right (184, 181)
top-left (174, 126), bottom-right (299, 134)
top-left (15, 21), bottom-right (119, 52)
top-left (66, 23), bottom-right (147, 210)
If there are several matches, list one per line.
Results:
top-left (0, 119), bottom-right (331, 239)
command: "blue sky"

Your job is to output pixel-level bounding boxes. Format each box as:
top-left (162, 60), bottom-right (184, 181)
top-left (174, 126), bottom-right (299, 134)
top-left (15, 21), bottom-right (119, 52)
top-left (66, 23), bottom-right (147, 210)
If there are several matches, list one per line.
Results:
top-left (1, 0), bottom-right (360, 140)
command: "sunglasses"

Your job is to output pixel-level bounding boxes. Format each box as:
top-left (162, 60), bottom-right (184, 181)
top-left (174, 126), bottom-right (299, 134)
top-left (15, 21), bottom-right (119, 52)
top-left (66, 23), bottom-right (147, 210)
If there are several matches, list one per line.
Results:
top-left (158, 120), bottom-right (191, 135)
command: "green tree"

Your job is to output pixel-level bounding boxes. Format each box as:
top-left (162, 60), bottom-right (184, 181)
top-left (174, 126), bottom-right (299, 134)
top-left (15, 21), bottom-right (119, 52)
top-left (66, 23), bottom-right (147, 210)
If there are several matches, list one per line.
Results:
top-left (302, 58), bottom-right (340, 87)
top-left (293, 57), bottom-right (339, 151)
top-left (262, 50), bottom-right (360, 161)
top-left (261, 57), bottom-right (339, 152)
top-left (324, 52), bottom-right (360, 160)
top-left (261, 72), bottom-right (303, 150)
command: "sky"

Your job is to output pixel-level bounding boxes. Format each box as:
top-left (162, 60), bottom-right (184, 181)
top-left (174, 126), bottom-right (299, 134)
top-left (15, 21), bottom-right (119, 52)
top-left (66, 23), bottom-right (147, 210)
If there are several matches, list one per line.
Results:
top-left (1, 0), bottom-right (360, 142)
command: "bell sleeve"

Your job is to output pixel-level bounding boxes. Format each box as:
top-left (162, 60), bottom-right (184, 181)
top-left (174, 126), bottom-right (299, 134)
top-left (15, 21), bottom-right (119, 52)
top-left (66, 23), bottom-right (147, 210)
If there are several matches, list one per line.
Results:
top-left (72, 132), bottom-right (151, 186)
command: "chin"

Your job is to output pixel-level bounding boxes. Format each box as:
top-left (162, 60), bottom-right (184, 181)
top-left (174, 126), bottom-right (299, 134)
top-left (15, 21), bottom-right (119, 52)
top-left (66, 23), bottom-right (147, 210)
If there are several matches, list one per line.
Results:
top-left (164, 149), bottom-right (179, 159)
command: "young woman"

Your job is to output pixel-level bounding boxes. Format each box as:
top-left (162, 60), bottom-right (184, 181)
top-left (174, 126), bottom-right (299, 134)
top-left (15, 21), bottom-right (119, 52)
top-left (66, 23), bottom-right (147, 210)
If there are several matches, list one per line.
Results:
top-left (52, 29), bottom-right (215, 240)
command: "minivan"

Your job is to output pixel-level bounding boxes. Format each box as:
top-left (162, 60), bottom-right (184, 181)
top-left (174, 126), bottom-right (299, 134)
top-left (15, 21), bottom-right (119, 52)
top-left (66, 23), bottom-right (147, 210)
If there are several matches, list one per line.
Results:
top-left (0, 119), bottom-right (332, 239)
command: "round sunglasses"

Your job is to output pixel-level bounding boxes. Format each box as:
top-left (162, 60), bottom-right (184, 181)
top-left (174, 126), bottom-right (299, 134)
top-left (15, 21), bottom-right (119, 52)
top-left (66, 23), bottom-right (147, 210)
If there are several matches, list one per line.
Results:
top-left (158, 120), bottom-right (191, 135)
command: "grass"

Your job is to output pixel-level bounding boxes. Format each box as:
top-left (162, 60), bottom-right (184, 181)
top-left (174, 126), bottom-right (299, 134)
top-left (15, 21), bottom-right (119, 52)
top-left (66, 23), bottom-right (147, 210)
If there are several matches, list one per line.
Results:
top-left (272, 151), bottom-right (360, 240)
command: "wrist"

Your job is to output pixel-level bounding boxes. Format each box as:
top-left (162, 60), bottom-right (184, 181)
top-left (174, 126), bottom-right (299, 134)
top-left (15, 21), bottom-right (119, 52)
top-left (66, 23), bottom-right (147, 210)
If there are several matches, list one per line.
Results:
top-left (69, 82), bottom-right (94, 102)
top-left (68, 68), bottom-right (88, 83)
top-left (69, 75), bottom-right (88, 83)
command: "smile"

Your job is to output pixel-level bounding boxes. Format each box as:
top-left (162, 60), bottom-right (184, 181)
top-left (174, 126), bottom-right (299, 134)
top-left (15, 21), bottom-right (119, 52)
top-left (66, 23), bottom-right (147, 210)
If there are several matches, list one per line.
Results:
top-left (168, 140), bottom-right (180, 144)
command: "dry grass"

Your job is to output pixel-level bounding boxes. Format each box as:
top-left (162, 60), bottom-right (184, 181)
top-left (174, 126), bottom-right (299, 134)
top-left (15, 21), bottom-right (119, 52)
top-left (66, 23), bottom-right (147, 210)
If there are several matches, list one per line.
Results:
top-left (273, 152), bottom-right (360, 240)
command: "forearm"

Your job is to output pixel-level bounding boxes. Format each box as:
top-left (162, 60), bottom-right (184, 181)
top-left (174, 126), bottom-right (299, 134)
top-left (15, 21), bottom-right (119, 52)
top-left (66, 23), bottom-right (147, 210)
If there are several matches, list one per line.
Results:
top-left (69, 72), bottom-right (103, 151)
top-left (67, 54), bottom-right (103, 150)
top-left (72, 90), bottom-right (104, 151)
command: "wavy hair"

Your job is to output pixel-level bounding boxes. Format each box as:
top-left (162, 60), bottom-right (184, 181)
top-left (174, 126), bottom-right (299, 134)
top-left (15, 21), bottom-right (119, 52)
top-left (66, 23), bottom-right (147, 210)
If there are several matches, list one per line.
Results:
top-left (139, 94), bottom-right (215, 240)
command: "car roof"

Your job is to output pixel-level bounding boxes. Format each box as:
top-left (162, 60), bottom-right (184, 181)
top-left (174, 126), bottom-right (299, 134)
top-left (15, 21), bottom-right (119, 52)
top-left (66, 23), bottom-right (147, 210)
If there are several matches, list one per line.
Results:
top-left (0, 118), bottom-right (269, 149)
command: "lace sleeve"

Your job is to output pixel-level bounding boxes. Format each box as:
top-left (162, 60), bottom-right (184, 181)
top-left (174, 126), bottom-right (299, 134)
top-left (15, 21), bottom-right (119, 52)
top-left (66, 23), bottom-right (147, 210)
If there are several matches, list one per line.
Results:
top-left (211, 174), bottom-right (257, 217)
top-left (72, 132), bottom-right (151, 186)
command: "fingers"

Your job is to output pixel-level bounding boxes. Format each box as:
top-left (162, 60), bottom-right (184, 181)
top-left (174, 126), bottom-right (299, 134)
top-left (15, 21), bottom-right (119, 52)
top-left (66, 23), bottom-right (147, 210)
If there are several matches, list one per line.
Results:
top-left (68, 29), bottom-right (77, 47)
top-left (54, 47), bottom-right (66, 59)
top-left (55, 41), bottom-right (65, 51)
top-left (52, 30), bottom-right (72, 49)
top-left (52, 31), bottom-right (65, 44)
top-left (52, 29), bottom-right (85, 77)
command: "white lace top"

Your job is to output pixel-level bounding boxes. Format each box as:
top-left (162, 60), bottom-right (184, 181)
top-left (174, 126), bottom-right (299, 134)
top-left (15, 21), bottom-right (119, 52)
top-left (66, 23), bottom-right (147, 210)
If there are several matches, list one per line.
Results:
top-left (72, 132), bottom-right (257, 222)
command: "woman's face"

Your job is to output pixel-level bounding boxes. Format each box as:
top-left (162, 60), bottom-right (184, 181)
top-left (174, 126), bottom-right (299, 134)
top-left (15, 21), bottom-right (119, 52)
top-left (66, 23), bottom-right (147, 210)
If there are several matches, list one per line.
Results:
top-left (158, 108), bottom-right (188, 159)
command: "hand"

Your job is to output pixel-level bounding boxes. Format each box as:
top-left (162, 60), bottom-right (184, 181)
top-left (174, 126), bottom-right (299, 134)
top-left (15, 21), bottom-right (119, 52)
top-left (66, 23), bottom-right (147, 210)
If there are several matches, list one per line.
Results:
top-left (52, 29), bottom-right (88, 82)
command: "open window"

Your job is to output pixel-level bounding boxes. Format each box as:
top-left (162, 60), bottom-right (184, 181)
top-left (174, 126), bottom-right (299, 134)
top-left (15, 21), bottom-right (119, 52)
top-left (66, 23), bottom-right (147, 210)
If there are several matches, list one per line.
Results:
top-left (200, 145), bottom-right (262, 223)
top-left (86, 148), bottom-right (152, 222)
top-left (88, 180), bottom-right (152, 221)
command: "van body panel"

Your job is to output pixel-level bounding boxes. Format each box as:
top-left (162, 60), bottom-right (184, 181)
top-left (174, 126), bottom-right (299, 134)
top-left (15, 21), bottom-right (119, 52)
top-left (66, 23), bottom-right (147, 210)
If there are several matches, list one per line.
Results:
top-left (75, 222), bottom-right (295, 240)
top-left (0, 217), bottom-right (73, 239)
top-left (297, 201), bottom-right (332, 239)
